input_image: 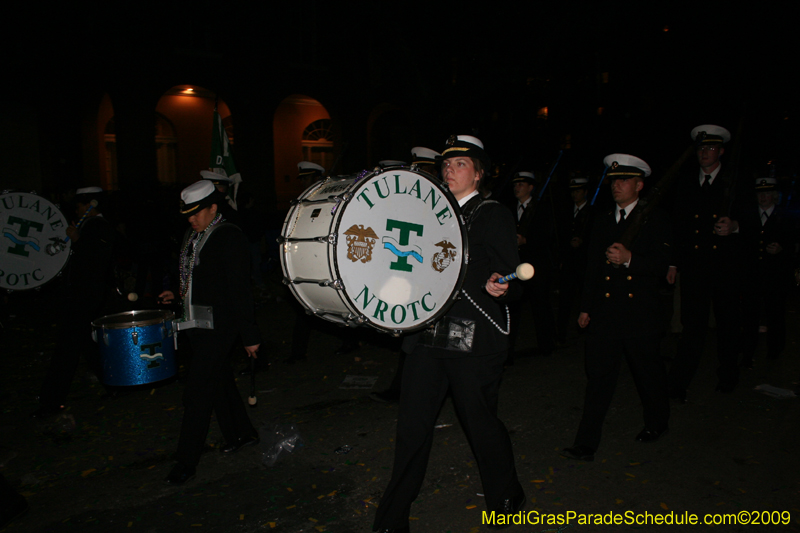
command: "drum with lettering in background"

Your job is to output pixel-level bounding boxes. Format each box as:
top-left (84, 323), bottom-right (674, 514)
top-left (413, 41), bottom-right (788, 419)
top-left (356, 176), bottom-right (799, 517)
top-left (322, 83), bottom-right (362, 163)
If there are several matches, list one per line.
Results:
top-left (0, 191), bottom-right (72, 291)
top-left (92, 310), bottom-right (177, 386)
top-left (280, 166), bottom-right (467, 334)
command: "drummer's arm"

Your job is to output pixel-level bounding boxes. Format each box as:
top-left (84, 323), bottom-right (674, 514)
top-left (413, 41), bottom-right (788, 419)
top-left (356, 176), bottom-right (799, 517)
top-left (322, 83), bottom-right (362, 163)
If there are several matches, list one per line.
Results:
top-left (159, 290), bottom-right (175, 304)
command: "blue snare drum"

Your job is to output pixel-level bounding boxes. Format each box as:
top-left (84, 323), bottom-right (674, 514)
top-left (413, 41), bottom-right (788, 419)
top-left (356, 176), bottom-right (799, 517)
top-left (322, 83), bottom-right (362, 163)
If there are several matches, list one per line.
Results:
top-left (92, 310), bottom-right (176, 386)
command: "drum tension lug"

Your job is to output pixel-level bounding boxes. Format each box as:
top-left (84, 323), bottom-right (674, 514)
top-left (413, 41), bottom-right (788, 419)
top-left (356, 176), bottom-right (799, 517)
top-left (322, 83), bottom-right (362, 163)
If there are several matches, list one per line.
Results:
top-left (326, 279), bottom-right (344, 290)
top-left (132, 330), bottom-right (139, 345)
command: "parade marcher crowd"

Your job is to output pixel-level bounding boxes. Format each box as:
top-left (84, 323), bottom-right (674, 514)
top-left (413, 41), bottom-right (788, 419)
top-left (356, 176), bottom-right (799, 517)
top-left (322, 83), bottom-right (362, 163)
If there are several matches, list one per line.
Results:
top-left (11, 124), bottom-right (798, 531)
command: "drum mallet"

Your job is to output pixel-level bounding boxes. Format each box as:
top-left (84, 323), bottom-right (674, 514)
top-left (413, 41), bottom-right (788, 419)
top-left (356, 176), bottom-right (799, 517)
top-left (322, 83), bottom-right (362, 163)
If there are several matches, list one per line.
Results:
top-left (248, 358), bottom-right (257, 407)
top-left (64, 200), bottom-right (99, 243)
top-left (496, 263), bottom-right (535, 284)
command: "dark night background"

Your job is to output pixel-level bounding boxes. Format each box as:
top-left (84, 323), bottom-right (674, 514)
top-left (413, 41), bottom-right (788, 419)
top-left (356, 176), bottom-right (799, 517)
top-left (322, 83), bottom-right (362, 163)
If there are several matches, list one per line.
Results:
top-left (2, 3), bottom-right (798, 205)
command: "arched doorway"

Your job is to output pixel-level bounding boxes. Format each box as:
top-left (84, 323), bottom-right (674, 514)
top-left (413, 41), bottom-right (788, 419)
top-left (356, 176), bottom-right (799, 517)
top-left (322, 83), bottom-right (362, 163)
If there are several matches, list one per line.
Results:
top-left (155, 85), bottom-right (232, 185)
top-left (273, 95), bottom-right (332, 209)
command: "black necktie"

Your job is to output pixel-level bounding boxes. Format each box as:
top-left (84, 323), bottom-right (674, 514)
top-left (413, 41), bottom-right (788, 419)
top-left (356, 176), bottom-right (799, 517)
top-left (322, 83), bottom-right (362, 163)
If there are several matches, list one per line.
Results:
top-left (702, 175), bottom-right (712, 190)
top-left (762, 210), bottom-right (769, 225)
top-left (618, 208), bottom-right (626, 224)
top-left (518, 203), bottom-right (526, 221)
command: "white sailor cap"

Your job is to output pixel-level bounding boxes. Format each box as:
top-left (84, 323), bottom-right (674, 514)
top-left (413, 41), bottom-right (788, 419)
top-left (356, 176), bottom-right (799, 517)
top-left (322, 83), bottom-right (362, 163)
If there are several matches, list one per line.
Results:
top-left (511, 171), bottom-right (536, 185)
top-left (411, 147), bottom-right (441, 166)
top-left (755, 177), bottom-right (778, 191)
top-left (297, 161), bottom-right (325, 178)
top-left (691, 125), bottom-right (731, 145)
top-left (200, 170), bottom-right (234, 185)
top-left (603, 154), bottom-right (651, 179)
top-left (442, 135), bottom-right (490, 167)
top-left (75, 186), bottom-right (103, 195)
top-left (569, 178), bottom-right (589, 189)
top-left (180, 180), bottom-right (221, 216)
top-left (378, 160), bottom-right (407, 169)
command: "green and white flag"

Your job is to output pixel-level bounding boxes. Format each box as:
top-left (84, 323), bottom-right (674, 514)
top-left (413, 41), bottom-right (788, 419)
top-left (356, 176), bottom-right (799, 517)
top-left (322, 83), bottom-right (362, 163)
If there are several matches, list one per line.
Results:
top-left (201, 110), bottom-right (242, 209)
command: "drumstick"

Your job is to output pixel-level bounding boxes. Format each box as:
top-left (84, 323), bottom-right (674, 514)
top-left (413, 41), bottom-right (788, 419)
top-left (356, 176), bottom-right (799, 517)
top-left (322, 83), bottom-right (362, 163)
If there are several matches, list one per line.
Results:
top-left (64, 199), bottom-right (99, 243)
top-left (248, 358), bottom-right (257, 407)
top-left (496, 263), bottom-right (535, 284)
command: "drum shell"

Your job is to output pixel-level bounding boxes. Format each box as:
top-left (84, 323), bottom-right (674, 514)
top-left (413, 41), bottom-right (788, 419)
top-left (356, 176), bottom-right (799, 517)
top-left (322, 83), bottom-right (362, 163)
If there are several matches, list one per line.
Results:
top-left (92, 310), bottom-right (176, 386)
top-left (281, 168), bottom-right (467, 333)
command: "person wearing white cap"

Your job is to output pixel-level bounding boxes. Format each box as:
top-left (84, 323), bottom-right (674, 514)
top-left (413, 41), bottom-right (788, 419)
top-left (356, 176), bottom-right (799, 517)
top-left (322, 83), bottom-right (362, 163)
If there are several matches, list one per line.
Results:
top-left (297, 161), bottom-right (325, 186)
top-left (31, 186), bottom-right (117, 418)
top-left (373, 135), bottom-right (525, 533)
top-left (740, 175), bottom-right (792, 367)
top-left (667, 124), bottom-right (746, 400)
top-left (506, 171), bottom-right (557, 361)
top-left (556, 175), bottom-right (593, 345)
top-left (410, 146), bottom-right (441, 178)
top-left (561, 154), bottom-right (671, 462)
top-left (159, 181), bottom-right (261, 484)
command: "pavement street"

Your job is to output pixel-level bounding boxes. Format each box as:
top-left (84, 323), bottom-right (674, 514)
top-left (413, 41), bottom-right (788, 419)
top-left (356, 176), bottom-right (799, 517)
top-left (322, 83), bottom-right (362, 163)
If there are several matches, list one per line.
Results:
top-left (2, 279), bottom-right (799, 533)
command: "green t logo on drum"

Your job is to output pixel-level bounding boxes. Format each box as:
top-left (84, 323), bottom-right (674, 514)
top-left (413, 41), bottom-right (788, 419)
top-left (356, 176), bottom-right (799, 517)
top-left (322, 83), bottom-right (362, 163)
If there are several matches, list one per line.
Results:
top-left (384, 219), bottom-right (423, 272)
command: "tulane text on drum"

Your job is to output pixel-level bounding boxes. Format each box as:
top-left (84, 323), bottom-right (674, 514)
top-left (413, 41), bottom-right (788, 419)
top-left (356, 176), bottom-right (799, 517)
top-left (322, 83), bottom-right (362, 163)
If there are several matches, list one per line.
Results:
top-left (1, 192), bottom-right (72, 291)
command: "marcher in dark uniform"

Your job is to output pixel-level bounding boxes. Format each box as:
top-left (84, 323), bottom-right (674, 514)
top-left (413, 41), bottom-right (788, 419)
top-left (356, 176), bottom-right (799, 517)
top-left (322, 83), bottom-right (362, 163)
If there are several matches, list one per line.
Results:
top-left (411, 146), bottom-right (441, 178)
top-left (667, 125), bottom-right (747, 400)
top-left (200, 171), bottom-right (242, 227)
top-left (561, 154), bottom-right (671, 462)
top-left (507, 171), bottom-right (557, 360)
top-left (741, 176), bottom-right (794, 367)
top-left (373, 136), bottom-right (525, 532)
top-left (160, 181), bottom-right (261, 484)
top-left (32, 187), bottom-right (117, 418)
top-left (556, 176), bottom-right (593, 345)
top-left (370, 147), bottom-right (442, 404)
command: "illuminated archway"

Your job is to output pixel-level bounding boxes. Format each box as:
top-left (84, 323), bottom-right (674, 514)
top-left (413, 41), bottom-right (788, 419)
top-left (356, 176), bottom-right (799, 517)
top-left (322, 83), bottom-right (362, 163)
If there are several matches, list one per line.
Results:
top-left (273, 94), bottom-right (331, 209)
top-left (155, 85), bottom-right (232, 185)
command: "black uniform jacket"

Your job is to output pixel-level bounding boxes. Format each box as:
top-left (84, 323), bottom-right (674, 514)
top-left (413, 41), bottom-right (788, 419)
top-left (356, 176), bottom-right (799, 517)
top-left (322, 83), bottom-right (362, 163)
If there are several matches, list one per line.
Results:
top-left (187, 223), bottom-right (260, 347)
top-left (513, 198), bottom-right (556, 272)
top-left (581, 205), bottom-right (672, 338)
top-left (671, 167), bottom-right (750, 272)
top-left (742, 205), bottom-right (796, 286)
top-left (558, 202), bottom-right (593, 269)
top-left (403, 196), bottom-right (522, 358)
top-left (63, 215), bottom-right (116, 306)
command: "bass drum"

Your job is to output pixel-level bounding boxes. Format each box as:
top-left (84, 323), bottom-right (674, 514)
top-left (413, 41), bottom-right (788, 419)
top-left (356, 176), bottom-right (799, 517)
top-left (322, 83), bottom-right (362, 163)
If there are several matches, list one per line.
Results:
top-left (280, 166), bottom-right (467, 334)
top-left (0, 191), bottom-right (72, 291)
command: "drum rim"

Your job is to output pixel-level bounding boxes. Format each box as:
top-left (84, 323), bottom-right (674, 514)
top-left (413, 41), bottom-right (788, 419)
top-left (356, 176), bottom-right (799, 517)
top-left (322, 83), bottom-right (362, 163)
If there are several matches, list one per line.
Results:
top-left (332, 167), bottom-right (469, 334)
top-left (0, 192), bottom-right (72, 293)
top-left (92, 309), bottom-right (176, 328)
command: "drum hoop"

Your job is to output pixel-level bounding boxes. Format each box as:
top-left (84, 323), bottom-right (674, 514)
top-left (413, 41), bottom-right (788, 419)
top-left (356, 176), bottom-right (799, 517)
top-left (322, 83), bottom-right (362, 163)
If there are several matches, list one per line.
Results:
top-left (0, 192), bottom-right (72, 293)
top-left (92, 309), bottom-right (176, 329)
top-left (330, 167), bottom-right (469, 333)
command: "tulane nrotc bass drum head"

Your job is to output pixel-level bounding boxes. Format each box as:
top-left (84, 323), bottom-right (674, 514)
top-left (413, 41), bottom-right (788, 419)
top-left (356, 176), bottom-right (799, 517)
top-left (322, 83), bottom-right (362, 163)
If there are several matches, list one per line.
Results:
top-left (280, 166), bottom-right (468, 334)
top-left (0, 192), bottom-right (72, 291)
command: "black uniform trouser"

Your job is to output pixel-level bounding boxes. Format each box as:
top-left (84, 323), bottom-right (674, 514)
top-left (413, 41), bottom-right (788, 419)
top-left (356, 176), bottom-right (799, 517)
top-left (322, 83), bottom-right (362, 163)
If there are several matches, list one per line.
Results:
top-left (669, 268), bottom-right (742, 392)
top-left (574, 332), bottom-right (669, 452)
top-left (509, 273), bottom-right (556, 354)
top-left (741, 276), bottom-right (787, 362)
top-left (175, 329), bottom-right (257, 468)
top-left (556, 259), bottom-right (585, 342)
top-left (39, 298), bottom-right (104, 408)
top-left (373, 350), bottom-right (522, 530)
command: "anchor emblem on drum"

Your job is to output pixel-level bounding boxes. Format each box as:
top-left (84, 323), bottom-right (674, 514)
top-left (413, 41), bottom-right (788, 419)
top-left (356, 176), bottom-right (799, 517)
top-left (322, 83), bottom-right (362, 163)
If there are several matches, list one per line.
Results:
top-left (344, 224), bottom-right (378, 263)
top-left (431, 239), bottom-right (457, 272)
